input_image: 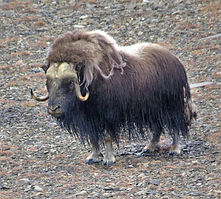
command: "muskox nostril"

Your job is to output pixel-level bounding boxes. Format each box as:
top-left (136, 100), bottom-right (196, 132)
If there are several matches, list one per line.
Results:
top-left (48, 105), bottom-right (62, 116)
top-left (49, 105), bottom-right (60, 111)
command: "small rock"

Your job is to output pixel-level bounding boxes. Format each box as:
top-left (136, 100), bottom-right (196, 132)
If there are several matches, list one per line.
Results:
top-left (0, 182), bottom-right (10, 190)
top-left (25, 185), bottom-right (33, 192)
top-left (34, 185), bottom-right (43, 192)
top-left (149, 179), bottom-right (160, 185)
top-left (17, 178), bottom-right (31, 186)
top-left (103, 192), bottom-right (113, 197)
top-left (136, 190), bottom-right (147, 195)
top-left (80, 15), bottom-right (88, 20)
top-left (143, 0), bottom-right (150, 3)
top-left (151, 19), bottom-right (159, 23)
top-left (50, 148), bottom-right (56, 153)
top-left (76, 190), bottom-right (87, 195)
top-left (74, 25), bottom-right (85, 29)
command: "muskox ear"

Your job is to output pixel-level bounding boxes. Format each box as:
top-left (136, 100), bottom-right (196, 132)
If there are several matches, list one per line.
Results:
top-left (41, 64), bottom-right (49, 73)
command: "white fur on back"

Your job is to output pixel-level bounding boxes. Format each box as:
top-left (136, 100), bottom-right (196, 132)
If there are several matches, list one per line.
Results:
top-left (118, 43), bottom-right (159, 57)
top-left (89, 30), bottom-right (161, 58)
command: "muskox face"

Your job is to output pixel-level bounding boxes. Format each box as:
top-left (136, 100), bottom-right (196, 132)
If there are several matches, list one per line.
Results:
top-left (44, 62), bottom-right (89, 119)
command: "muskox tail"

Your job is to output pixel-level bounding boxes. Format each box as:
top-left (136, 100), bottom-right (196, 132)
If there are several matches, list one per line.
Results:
top-left (184, 85), bottom-right (197, 128)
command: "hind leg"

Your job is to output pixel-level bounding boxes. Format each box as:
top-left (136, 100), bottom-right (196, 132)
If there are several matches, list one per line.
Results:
top-left (146, 131), bottom-right (161, 152)
top-left (169, 131), bottom-right (181, 155)
top-left (136, 130), bottom-right (161, 157)
top-left (85, 143), bottom-right (103, 164)
top-left (150, 130), bottom-right (162, 151)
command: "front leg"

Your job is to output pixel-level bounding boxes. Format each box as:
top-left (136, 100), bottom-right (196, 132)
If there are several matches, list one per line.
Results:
top-left (102, 136), bottom-right (116, 166)
top-left (85, 145), bottom-right (103, 164)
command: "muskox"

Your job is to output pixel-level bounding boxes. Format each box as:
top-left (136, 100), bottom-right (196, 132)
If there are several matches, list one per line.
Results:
top-left (31, 29), bottom-right (196, 166)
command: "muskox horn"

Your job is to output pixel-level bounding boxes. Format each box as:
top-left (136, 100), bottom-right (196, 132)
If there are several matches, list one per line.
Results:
top-left (30, 89), bottom-right (49, 101)
top-left (70, 66), bottom-right (89, 101)
top-left (74, 80), bottom-right (89, 101)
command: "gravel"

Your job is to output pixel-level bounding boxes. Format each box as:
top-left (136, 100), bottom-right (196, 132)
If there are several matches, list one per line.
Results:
top-left (0, 0), bottom-right (220, 198)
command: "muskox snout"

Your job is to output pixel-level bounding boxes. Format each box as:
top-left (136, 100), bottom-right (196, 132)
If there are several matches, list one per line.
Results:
top-left (48, 104), bottom-right (63, 117)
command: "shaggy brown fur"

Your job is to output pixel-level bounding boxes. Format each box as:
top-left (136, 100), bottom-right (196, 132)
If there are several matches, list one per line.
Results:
top-left (42, 29), bottom-right (196, 161)
top-left (47, 30), bottom-right (126, 87)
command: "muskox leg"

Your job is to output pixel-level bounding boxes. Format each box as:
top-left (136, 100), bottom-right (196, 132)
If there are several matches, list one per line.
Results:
top-left (102, 136), bottom-right (116, 166)
top-left (85, 144), bottom-right (103, 164)
top-left (148, 131), bottom-right (161, 152)
top-left (169, 132), bottom-right (181, 155)
top-left (136, 130), bottom-right (161, 157)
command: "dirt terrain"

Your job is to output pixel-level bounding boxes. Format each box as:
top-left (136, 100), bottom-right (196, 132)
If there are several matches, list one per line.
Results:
top-left (0, 0), bottom-right (220, 198)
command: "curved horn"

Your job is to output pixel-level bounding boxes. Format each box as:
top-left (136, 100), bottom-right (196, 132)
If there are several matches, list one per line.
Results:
top-left (30, 89), bottom-right (49, 101)
top-left (70, 65), bottom-right (89, 101)
top-left (74, 81), bottom-right (89, 101)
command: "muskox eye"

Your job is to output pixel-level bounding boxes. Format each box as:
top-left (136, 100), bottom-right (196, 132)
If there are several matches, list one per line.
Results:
top-left (75, 63), bottom-right (82, 71)
top-left (75, 63), bottom-right (85, 83)
top-left (68, 80), bottom-right (75, 90)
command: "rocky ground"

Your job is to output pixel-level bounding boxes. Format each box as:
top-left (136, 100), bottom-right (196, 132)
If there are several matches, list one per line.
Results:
top-left (0, 0), bottom-right (220, 198)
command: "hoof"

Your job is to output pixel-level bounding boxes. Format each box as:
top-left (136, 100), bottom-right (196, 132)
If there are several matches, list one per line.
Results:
top-left (169, 144), bottom-right (181, 156)
top-left (102, 155), bottom-right (116, 167)
top-left (135, 148), bottom-right (153, 157)
top-left (135, 144), bottom-right (160, 157)
top-left (85, 152), bottom-right (103, 164)
top-left (85, 158), bottom-right (100, 164)
top-left (101, 160), bottom-right (115, 167)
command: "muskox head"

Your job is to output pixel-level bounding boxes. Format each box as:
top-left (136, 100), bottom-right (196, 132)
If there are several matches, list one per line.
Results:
top-left (31, 62), bottom-right (89, 118)
top-left (31, 29), bottom-right (126, 119)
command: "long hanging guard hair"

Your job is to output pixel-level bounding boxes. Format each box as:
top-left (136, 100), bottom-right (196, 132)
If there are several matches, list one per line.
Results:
top-left (45, 29), bottom-right (196, 148)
